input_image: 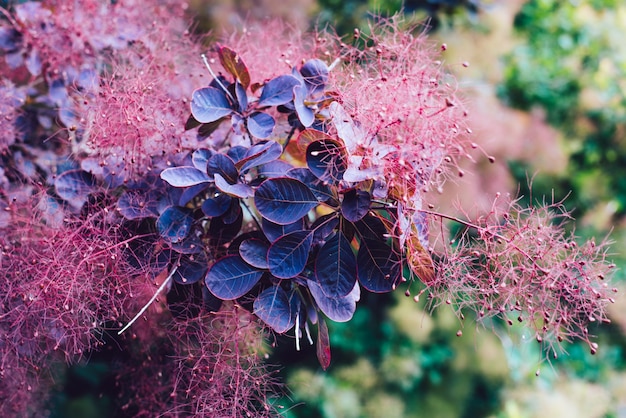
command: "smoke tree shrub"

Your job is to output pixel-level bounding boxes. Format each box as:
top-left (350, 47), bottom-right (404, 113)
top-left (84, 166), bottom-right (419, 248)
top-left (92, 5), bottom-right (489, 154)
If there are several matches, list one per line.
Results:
top-left (0, 1), bottom-right (618, 416)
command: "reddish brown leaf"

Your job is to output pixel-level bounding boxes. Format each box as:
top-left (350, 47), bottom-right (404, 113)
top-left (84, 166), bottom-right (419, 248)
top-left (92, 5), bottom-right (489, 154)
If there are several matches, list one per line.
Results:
top-left (217, 45), bottom-right (250, 90)
top-left (316, 318), bottom-right (331, 370)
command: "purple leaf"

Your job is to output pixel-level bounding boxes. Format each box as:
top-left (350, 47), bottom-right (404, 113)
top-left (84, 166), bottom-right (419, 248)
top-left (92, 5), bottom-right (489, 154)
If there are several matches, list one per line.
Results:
top-left (258, 75), bottom-right (300, 106)
top-left (191, 87), bottom-right (233, 123)
top-left (205, 255), bottom-right (263, 300)
top-left (308, 279), bottom-right (359, 323)
top-left (254, 286), bottom-right (295, 333)
top-left (156, 206), bottom-right (194, 244)
top-left (268, 230), bottom-right (313, 279)
top-left (160, 166), bottom-right (211, 187)
top-left (214, 173), bottom-right (253, 198)
top-left (255, 177), bottom-right (318, 225)
top-left (237, 140), bottom-right (283, 173)
top-left (357, 239), bottom-right (401, 293)
top-left (239, 239), bottom-right (270, 269)
top-left (341, 189), bottom-right (371, 222)
top-left (247, 112), bottom-right (276, 139)
top-left (315, 232), bottom-right (357, 298)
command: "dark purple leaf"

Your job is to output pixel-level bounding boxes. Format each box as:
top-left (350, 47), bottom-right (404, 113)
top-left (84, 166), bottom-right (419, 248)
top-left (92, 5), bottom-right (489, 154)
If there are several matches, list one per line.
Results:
top-left (179, 183), bottom-right (210, 206)
top-left (239, 239), bottom-right (270, 269)
top-left (234, 81), bottom-right (248, 111)
top-left (118, 189), bottom-right (159, 220)
top-left (191, 87), bottom-right (233, 123)
top-left (222, 199), bottom-right (242, 225)
top-left (209, 206), bottom-right (243, 247)
top-left (170, 227), bottom-right (204, 254)
top-left (262, 217), bottom-right (306, 243)
top-left (54, 170), bottom-right (96, 207)
top-left (294, 84), bottom-right (314, 127)
top-left (306, 139), bottom-right (348, 183)
top-left (205, 255), bottom-right (263, 300)
top-left (308, 279), bottom-right (359, 322)
top-left (258, 160), bottom-right (293, 178)
top-left (354, 214), bottom-right (388, 240)
top-left (160, 166), bottom-right (211, 187)
top-left (201, 192), bottom-right (232, 217)
top-left (214, 173), bottom-right (253, 198)
top-left (227, 146), bottom-right (248, 163)
top-left (253, 286), bottom-right (295, 333)
top-left (357, 239), bottom-right (401, 293)
top-left (192, 149), bottom-right (214, 172)
top-left (173, 254), bottom-right (208, 285)
top-left (198, 120), bottom-right (223, 138)
top-left (207, 153), bottom-right (238, 184)
top-left (185, 114), bottom-right (202, 131)
top-left (247, 112), bottom-right (275, 139)
top-left (300, 59), bottom-right (329, 93)
top-left (237, 140), bottom-right (283, 173)
top-left (315, 232), bottom-right (357, 298)
top-left (316, 317), bottom-right (331, 370)
top-left (341, 189), bottom-right (371, 222)
top-left (286, 168), bottom-right (334, 203)
top-left (157, 206), bottom-right (194, 244)
top-left (312, 213), bottom-right (340, 243)
top-left (268, 230), bottom-right (313, 279)
top-left (254, 178), bottom-right (318, 225)
top-left (258, 75), bottom-right (300, 107)
top-left (203, 286), bottom-right (223, 312)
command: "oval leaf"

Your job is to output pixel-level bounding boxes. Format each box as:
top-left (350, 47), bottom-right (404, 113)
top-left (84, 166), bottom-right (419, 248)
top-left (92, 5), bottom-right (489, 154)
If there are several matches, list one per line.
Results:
top-left (156, 206), bottom-right (194, 244)
top-left (237, 140), bottom-right (283, 173)
top-left (117, 189), bottom-right (158, 220)
top-left (201, 192), bottom-right (232, 217)
top-left (247, 112), bottom-right (275, 139)
top-left (192, 149), bottom-right (214, 172)
top-left (239, 239), bottom-right (270, 269)
top-left (294, 84), bottom-right (314, 127)
top-left (55, 170), bottom-right (96, 206)
top-left (207, 153), bottom-right (238, 184)
top-left (268, 230), bottom-right (313, 279)
top-left (160, 166), bottom-right (211, 188)
top-left (254, 177), bottom-right (318, 225)
top-left (316, 317), bottom-right (331, 370)
top-left (315, 232), bottom-right (357, 298)
top-left (306, 139), bottom-right (348, 183)
top-left (253, 286), bottom-right (295, 333)
top-left (300, 59), bottom-right (329, 93)
top-left (218, 46), bottom-right (250, 89)
top-left (214, 173), bottom-right (253, 198)
top-left (341, 189), bottom-right (371, 222)
top-left (308, 279), bottom-right (359, 323)
top-left (357, 239), bottom-right (401, 293)
top-left (297, 128), bottom-right (334, 151)
top-left (173, 255), bottom-right (208, 285)
top-left (262, 217), bottom-right (306, 243)
top-left (287, 167), bottom-right (334, 203)
top-left (205, 255), bottom-right (263, 300)
top-left (191, 87), bottom-right (233, 123)
top-left (258, 75), bottom-right (300, 107)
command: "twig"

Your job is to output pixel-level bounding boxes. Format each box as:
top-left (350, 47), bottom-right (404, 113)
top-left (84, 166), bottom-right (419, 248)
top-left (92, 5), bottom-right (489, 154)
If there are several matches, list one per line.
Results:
top-left (117, 265), bottom-right (178, 335)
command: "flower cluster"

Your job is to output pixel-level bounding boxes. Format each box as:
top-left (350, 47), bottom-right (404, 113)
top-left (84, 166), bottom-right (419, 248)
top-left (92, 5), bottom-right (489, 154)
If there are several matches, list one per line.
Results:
top-left (429, 196), bottom-right (616, 355)
top-left (0, 1), bottom-right (618, 415)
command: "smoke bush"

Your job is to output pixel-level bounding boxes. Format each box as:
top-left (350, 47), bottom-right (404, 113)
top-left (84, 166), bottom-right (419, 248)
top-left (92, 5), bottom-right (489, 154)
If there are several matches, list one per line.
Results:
top-left (0, 1), bottom-right (619, 416)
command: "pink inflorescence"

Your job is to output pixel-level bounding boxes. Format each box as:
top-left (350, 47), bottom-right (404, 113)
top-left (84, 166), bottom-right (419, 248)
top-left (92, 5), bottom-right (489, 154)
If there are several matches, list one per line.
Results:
top-left (430, 195), bottom-right (616, 354)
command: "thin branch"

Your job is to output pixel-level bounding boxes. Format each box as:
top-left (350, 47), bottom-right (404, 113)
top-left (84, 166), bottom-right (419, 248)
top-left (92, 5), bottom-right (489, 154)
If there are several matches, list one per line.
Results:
top-left (118, 265), bottom-right (178, 335)
top-left (201, 54), bottom-right (235, 102)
